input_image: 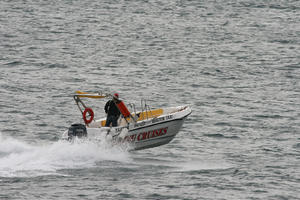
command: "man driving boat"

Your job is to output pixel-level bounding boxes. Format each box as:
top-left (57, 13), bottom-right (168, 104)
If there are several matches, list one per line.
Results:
top-left (104, 93), bottom-right (121, 127)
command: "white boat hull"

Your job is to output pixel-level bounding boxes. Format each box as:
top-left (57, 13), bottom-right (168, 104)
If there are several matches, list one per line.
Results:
top-left (122, 114), bottom-right (187, 150)
top-left (63, 106), bottom-right (192, 150)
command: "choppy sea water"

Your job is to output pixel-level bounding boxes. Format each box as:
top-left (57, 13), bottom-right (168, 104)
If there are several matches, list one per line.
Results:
top-left (0, 0), bottom-right (299, 199)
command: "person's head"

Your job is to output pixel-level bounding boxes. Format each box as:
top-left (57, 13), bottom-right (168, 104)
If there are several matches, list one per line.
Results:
top-left (113, 93), bottom-right (119, 100)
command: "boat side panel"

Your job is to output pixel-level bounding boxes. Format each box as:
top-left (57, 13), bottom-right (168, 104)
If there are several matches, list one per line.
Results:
top-left (78, 106), bottom-right (191, 150)
top-left (124, 118), bottom-right (185, 150)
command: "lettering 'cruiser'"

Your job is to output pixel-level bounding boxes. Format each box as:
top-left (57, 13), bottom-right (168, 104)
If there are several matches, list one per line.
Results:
top-left (123, 127), bottom-right (168, 143)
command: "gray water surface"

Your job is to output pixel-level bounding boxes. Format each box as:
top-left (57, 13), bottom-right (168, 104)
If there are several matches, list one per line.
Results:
top-left (0, 0), bottom-right (299, 199)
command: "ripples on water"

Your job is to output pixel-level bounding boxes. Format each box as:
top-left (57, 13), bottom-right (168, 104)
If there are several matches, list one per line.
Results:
top-left (0, 0), bottom-right (299, 199)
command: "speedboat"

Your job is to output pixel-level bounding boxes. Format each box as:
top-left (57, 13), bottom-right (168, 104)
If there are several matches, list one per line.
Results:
top-left (62, 91), bottom-right (192, 150)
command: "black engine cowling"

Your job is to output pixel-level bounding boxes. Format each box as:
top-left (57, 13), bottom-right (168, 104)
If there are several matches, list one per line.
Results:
top-left (68, 123), bottom-right (87, 139)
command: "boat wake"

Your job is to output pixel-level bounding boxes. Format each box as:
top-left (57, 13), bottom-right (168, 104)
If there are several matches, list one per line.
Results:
top-left (0, 132), bottom-right (131, 177)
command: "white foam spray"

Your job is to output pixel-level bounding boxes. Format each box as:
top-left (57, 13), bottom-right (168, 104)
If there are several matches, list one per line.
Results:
top-left (0, 132), bottom-right (131, 177)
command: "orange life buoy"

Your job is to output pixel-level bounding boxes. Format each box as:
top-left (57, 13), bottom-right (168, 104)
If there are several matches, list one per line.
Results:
top-left (83, 107), bottom-right (94, 124)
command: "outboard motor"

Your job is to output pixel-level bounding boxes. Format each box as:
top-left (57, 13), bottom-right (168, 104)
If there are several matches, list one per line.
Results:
top-left (68, 123), bottom-right (87, 140)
